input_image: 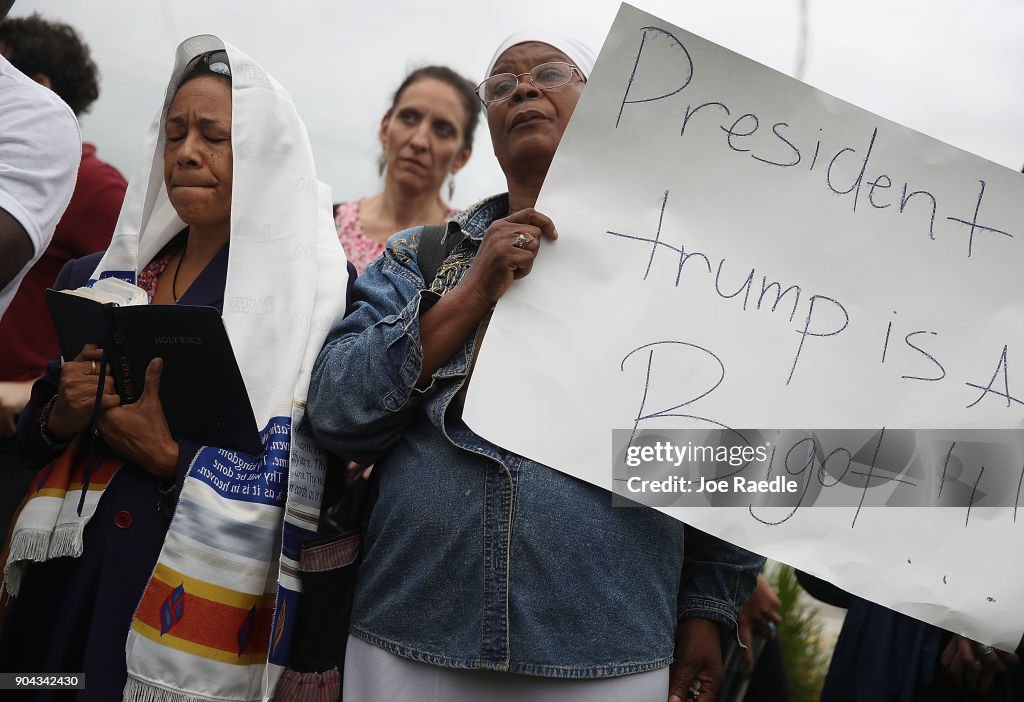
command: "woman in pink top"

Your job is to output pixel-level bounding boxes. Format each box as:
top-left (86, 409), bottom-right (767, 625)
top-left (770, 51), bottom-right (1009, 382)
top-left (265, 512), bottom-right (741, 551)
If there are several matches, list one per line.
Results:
top-left (337, 66), bottom-right (479, 273)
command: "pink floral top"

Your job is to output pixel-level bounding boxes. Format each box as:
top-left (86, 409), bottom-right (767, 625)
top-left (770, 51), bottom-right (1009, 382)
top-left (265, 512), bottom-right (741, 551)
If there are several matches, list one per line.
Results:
top-left (335, 200), bottom-right (458, 275)
top-left (137, 252), bottom-right (175, 301)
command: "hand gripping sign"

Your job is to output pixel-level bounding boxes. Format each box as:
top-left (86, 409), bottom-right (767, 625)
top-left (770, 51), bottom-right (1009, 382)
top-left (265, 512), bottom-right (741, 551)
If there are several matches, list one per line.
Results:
top-left (465, 3), bottom-right (1024, 648)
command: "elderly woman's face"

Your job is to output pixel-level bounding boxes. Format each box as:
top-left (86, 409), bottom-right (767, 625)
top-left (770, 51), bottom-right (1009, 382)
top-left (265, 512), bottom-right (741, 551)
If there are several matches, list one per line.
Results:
top-left (163, 75), bottom-right (233, 232)
top-left (486, 42), bottom-right (584, 175)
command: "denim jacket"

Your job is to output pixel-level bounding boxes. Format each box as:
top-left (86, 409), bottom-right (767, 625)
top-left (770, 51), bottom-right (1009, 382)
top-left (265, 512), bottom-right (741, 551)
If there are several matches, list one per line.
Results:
top-left (308, 194), bottom-right (764, 678)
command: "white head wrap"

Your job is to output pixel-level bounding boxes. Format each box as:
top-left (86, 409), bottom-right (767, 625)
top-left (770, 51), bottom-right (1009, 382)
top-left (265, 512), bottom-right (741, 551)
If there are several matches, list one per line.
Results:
top-left (484, 30), bottom-right (597, 81)
top-left (92, 34), bottom-right (347, 427)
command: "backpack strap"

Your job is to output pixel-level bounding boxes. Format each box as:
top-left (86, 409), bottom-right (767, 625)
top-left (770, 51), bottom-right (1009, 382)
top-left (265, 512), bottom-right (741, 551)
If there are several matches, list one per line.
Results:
top-left (416, 224), bottom-right (465, 288)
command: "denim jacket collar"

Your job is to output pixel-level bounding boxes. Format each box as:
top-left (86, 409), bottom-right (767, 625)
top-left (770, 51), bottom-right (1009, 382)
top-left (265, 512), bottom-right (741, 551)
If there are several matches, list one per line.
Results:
top-left (451, 193), bottom-right (509, 241)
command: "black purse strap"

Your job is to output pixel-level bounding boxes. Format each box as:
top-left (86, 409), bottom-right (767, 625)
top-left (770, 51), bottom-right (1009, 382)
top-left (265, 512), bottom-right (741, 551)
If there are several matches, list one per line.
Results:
top-left (416, 223), bottom-right (464, 288)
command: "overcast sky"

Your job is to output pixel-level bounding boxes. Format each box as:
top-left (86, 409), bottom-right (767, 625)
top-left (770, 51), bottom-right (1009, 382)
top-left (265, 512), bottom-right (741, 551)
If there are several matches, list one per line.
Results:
top-left (14, 0), bottom-right (1024, 209)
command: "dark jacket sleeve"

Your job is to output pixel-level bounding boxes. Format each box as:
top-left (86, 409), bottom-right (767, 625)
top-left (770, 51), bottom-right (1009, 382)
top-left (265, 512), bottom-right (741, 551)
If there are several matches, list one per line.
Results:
top-left (795, 569), bottom-right (852, 609)
top-left (16, 255), bottom-right (98, 469)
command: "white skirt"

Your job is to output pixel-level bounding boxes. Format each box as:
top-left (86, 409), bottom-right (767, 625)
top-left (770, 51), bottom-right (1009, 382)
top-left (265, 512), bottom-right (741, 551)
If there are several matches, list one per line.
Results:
top-left (342, 635), bottom-right (669, 701)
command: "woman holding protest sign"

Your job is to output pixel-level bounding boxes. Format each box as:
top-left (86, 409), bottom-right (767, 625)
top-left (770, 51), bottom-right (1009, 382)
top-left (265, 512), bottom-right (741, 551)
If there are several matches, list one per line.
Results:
top-left (308, 30), bottom-right (764, 702)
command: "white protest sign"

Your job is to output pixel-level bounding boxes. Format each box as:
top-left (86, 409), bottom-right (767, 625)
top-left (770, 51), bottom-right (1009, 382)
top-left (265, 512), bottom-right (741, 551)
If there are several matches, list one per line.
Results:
top-left (464, 3), bottom-right (1024, 647)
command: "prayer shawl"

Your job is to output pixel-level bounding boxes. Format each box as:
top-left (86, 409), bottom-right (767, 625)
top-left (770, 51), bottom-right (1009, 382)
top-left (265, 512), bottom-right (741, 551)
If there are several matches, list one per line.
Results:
top-left (6, 35), bottom-right (348, 702)
top-left (2, 441), bottom-right (123, 594)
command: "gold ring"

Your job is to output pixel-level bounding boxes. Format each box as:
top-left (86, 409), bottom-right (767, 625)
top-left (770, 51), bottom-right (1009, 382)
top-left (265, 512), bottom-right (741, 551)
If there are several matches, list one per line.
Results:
top-left (512, 232), bottom-right (534, 249)
top-left (91, 360), bottom-right (98, 375)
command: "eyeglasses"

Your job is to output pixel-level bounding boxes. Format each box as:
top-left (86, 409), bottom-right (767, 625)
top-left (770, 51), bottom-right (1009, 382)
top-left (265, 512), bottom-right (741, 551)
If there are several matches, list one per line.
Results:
top-left (183, 50), bottom-right (232, 78)
top-left (475, 61), bottom-right (584, 105)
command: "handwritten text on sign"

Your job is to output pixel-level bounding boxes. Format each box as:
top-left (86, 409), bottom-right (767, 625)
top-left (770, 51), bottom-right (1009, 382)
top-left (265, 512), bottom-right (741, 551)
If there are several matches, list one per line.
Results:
top-left (464, 3), bottom-right (1024, 647)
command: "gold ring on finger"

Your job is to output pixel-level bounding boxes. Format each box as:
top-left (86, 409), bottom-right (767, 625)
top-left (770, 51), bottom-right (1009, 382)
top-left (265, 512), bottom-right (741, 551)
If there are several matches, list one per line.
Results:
top-left (512, 232), bottom-right (534, 249)
top-left (91, 360), bottom-right (98, 375)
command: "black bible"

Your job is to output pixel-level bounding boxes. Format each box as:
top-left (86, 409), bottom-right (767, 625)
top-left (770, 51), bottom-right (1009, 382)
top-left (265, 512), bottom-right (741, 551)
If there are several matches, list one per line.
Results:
top-left (46, 285), bottom-right (262, 455)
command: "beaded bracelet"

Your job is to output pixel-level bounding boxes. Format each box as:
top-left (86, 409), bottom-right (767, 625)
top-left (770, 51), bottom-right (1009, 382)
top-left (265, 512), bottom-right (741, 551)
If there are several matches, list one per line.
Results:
top-left (38, 394), bottom-right (71, 451)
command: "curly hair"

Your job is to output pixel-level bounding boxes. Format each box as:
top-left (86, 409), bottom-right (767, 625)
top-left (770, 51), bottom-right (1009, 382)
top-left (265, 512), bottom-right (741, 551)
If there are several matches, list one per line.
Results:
top-left (0, 13), bottom-right (99, 115)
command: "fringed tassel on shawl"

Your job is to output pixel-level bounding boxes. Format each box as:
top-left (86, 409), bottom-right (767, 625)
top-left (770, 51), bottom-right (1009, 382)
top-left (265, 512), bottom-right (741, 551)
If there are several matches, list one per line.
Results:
top-left (124, 676), bottom-right (229, 702)
top-left (2, 529), bottom-right (51, 596)
top-left (1, 564), bottom-right (24, 597)
top-left (48, 523), bottom-right (85, 559)
top-left (3, 523), bottom-right (87, 596)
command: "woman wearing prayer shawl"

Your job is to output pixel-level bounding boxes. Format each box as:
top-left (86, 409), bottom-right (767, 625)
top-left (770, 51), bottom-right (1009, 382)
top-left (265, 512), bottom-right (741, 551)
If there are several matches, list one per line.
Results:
top-left (308, 31), bottom-right (764, 702)
top-left (0, 36), bottom-right (350, 701)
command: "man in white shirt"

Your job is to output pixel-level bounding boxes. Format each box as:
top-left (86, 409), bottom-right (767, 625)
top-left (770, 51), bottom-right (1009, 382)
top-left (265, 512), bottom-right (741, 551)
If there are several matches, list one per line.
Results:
top-left (0, 0), bottom-right (81, 318)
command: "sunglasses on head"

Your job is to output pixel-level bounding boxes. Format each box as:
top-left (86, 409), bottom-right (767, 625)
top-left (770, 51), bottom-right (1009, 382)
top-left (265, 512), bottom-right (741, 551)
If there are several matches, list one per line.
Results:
top-left (183, 49), bottom-right (231, 78)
